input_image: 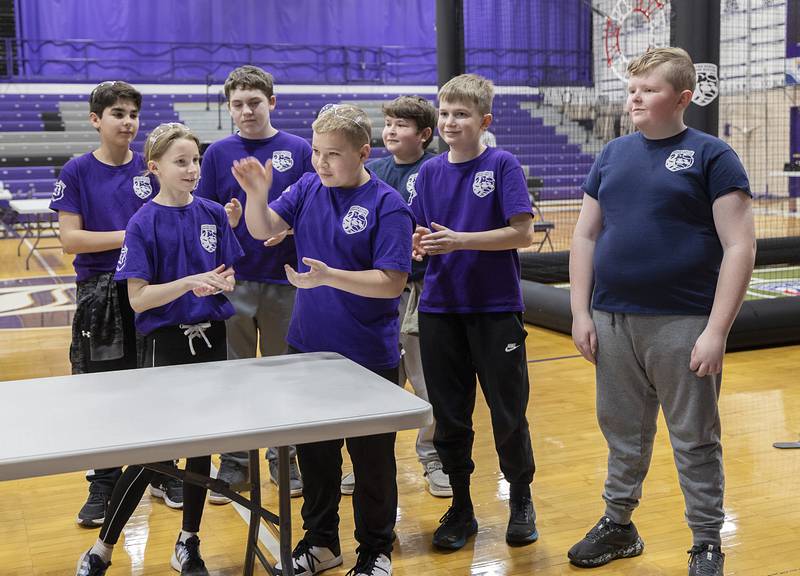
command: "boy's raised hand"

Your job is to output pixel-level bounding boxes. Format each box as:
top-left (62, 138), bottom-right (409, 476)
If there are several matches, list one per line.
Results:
top-left (284, 257), bottom-right (330, 289)
top-left (231, 157), bottom-right (273, 197)
top-left (419, 222), bottom-right (463, 255)
top-left (412, 225), bottom-right (431, 261)
top-left (689, 328), bottom-right (725, 377)
top-left (225, 197), bottom-right (243, 228)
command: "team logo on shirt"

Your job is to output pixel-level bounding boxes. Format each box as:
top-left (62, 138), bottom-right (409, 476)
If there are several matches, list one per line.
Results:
top-left (406, 173), bottom-right (418, 206)
top-left (472, 171), bottom-right (495, 197)
top-left (116, 245), bottom-right (128, 271)
top-left (52, 179), bottom-right (66, 201)
top-left (693, 63), bottom-right (719, 107)
top-left (342, 205), bottom-right (369, 234)
top-left (132, 176), bottom-right (153, 199)
top-left (272, 151), bottom-right (294, 172)
top-left (665, 150), bottom-right (695, 172)
top-left (200, 224), bottom-right (217, 253)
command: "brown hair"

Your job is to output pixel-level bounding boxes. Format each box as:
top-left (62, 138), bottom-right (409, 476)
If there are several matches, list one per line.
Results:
top-left (224, 65), bottom-right (275, 100)
top-left (144, 123), bottom-right (200, 168)
top-left (627, 47), bottom-right (697, 93)
top-left (89, 81), bottom-right (142, 117)
top-left (438, 73), bottom-right (494, 116)
top-left (312, 104), bottom-right (372, 149)
top-left (382, 96), bottom-right (437, 148)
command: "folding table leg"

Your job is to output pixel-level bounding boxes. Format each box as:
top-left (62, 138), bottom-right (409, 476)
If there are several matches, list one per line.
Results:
top-left (243, 449), bottom-right (261, 576)
top-left (278, 445), bottom-right (295, 576)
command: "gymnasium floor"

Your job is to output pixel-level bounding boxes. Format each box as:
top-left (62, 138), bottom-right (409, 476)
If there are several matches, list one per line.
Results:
top-left (1, 237), bottom-right (799, 575)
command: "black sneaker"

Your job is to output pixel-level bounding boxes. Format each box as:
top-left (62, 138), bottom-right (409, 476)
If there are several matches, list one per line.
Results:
top-left (345, 551), bottom-right (392, 575)
top-left (432, 506), bottom-right (478, 550)
top-left (567, 516), bottom-right (644, 567)
top-left (506, 496), bottom-right (539, 545)
top-left (170, 535), bottom-right (209, 576)
top-left (149, 476), bottom-right (183, 509)
top-left (209, 459), bottom-right (249, 505)
top-left (75, 549), bottom-right (110, 576)
top-left (688, 543), bottom-right (725, 576)
top-left (76, 491), bottom-right (109, 527)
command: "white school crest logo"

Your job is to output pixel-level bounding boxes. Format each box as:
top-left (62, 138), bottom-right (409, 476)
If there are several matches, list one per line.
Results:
top-left (200, 224), bottom-right (217, 253)
top-left (693, 63), bottom-right (719, 107)
top-left (52, 179), bottom-right (66, 201)
top-left (116, 245), bottom-right (128, 271)
top-left (132, 176), bottom-right (153, 199)
top-left (272, 150), bottom-right (294, 172)
top-left (406, 173), bottom-right (418, 205)
top-left (342, 205), bottom-right (369, 234)
top-left (472, 171), bottom-right (495, 197)
top-left (665, 149), bottom-right (695, 172)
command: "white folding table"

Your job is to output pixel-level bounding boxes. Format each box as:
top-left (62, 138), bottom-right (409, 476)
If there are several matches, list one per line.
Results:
top-left (8, 198), bottom-right (60, 269)
top-left (0, 352), bottom-right (432, 576)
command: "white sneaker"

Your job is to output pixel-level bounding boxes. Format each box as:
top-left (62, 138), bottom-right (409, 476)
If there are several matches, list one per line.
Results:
top-left (275, 540), bottom-right (343, 575)
top-left (340, 471), bottom-right (355, 495)
top-left (346, 552), bottom-right (392, 576)
top-left (423, 460), bottom-right (453, 498)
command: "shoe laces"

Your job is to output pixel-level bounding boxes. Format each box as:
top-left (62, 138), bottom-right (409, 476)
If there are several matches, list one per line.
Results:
top-left (291, 539), bottom-right (325, 572)
top-left (176, 536), bottom-right (205, 570)
top-left (86, 491), bottom-right (108, 506)
top-left (585, 516), bottom-right (623, 543)
top-left (509, 497), bottom-right (532, 523)
top-left (289, 457), bottom-right (302, 480)
top-left (164, 476), bottom-right (182, 494)
top-left (439, 505), bottom-right (470, 526)
top-left (345, 552), bottom-right (389, 576)
top-left (688, 544), bottom-right (724, 576)
top-left (425, 460), bottom-right (444, 474)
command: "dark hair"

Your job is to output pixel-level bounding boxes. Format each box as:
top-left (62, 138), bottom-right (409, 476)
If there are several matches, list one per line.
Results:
top-left (89, 81), bottom-right (142, 117)
top-left (224, 65), bottom-right (275, 100)
top-left (382, 96), bottom-right (437, 148)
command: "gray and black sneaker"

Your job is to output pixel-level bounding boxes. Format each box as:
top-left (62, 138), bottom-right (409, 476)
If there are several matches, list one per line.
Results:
top-left (567, 516), bottom-right (644, 567)
top-left (209, 459), bottom-right (249, 505)
top-left (75, 550), bottom-right (110, 576)
top-left (688, 544), bottom-right (725, 576)
top-left (171, 535), bottom-right (209, 576)
top-left (149, 476), bottom-right (184, 509)
top-left (76, 491), bottom-right (109, 527)
top-left (269, 455), bottom-right (303, 497)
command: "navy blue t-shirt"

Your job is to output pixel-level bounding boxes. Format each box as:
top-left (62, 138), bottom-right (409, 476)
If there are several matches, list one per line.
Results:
top-left (583, 127), bottom-right (751, 315)
top-left (367, 151), bottom-right (435, 282)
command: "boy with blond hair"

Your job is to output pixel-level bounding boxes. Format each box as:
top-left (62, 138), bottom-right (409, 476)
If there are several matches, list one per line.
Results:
top-left (233, 102), bottom-right (414, 576)
top-left (567, 48), bottom-right (754, 575)
top-left (411, 73), bottom-right (538, 551)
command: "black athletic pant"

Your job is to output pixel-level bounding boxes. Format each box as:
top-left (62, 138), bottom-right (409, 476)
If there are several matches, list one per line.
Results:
top-left (99, 321), bottom-right (226, 545)
top-left (418, 312), bottom-right (535, 497)
top-left (290, 347), bottom-right (399, 557)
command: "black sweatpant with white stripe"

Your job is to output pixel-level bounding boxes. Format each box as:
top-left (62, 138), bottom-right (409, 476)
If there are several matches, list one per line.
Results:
top-left (98, 321), bottom-right (226, 545)
top-left (418, 311), bottom-right (535, 499)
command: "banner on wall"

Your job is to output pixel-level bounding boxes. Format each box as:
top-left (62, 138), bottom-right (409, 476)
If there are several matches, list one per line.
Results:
top-left (788, 0), bottom-right (800, 84)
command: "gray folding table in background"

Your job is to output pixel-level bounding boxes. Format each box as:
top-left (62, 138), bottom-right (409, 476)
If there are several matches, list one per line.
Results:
top-left (0, 352), bottom-right (432, 576)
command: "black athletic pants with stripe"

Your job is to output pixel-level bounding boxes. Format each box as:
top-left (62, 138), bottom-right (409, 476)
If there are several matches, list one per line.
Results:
top-left (418, 311), bottom-right (535, 501)
top-left (99, 321), bottom-right (226, 544)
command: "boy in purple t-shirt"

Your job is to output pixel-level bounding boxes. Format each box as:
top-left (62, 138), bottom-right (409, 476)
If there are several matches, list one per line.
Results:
top-left (195, 65), bottom-right (312, 503)
top-left (48, 81), bottom-right (184, 527)
top-left (410, 74), bottom-right (537, 551)
top-left (233, 103), bottom-right (413, 576)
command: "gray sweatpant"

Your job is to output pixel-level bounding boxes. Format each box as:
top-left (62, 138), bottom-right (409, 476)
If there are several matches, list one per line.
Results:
top-left (222, 279), bottom-right (297, 466)
top-left (594, 310), bottom-right (724, 546)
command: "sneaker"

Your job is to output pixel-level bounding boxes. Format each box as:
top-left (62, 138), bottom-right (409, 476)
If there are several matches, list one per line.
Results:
top-left (423, 461), bottom-right (453, 498)
top-left (567, 516), bottom-right (645, 567)
top-left (269, 456), bottom-right (303, 498)
top-left (209, 459), bottom-right (248, 505)
top-left (432, 506), bottom-right (478, 550)
top-left (345, 552), bottom-right (392, 576)
top-left (170, 535), bottom-right (209, 576)
top-left (77, 491), bottom-right (109, 527)
top-left (275, 539), bottom-right (343, 575)
top-left (688, 544), bottom-right (725, 576)
top-left (506, 496), bottom-right (539, 545)
top-left (150, 476), bottom-right (184, 509)
top-left (76, 550), bottom-right (110, 576)
top-left (341, 472), bottom-right (355, 495)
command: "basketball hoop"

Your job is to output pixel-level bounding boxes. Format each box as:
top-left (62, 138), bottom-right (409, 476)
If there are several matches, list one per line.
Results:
top-left (604, 0), bottom-right (669, 83)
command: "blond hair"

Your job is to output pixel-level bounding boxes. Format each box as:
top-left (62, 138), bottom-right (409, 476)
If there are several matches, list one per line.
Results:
top-left (627, 47), bottom-right (696, 93)
top-left (312, 104), bottom-right (372, 149)
top-left (144, 122), bottom-right (200, 167)
top-left (438, 73), bottom-right (494, 116)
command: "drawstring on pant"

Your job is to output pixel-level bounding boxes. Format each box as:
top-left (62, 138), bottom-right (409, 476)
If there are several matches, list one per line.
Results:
top-left (179, 322), bottom-right (212, 356)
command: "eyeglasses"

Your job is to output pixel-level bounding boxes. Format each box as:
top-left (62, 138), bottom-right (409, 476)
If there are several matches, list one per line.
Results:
top-left (90, 80), bottom-right (123, 104)
top-left (148, 122), bottom-right (188, 146)
top-left (318, 103), bottom-right (371, 139)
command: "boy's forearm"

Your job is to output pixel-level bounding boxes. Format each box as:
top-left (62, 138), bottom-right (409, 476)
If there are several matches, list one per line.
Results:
top-left (706, 242), bottom-right (756, 336)
top-left (60, 229), bottom-right (125, 254)
top-left (243, 196), bottom-right (284, 240)
top-left (325, 268), bottom-right (407, 298)
top-left (128, 278), bottom-right (190, 313)
top-left (569, 236), bottom-right (595, 317)
top-left (458, 224), bottom-right (533, 251)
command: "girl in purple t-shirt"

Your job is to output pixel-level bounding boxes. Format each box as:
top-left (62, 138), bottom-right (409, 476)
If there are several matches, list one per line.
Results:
top-left (76, 123), bottom-right (243, 576)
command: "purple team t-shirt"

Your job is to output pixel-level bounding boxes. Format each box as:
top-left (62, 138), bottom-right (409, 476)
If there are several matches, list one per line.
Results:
top-left (196, 131), bottom-right (312, 283)
top-left (411, 147), bottom-right (532, 313)
top-left (270, 172), bottom-right (414, 371)
top-left (49, 151), bottom-right (158, 281)
top-left (114, 196), bottom-right (244, 335)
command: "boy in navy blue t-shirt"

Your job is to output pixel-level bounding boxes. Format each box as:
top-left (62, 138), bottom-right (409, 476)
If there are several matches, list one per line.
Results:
top-left (567, 48), bottom-right (755, 575)
top-left (411, 74), bottom-right (538, 551)
top-left (233, 103), bottom-right (413, 576)
top-left (195, 65), bottom-right (312, 502)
